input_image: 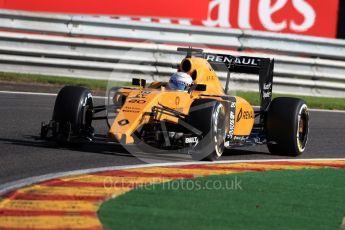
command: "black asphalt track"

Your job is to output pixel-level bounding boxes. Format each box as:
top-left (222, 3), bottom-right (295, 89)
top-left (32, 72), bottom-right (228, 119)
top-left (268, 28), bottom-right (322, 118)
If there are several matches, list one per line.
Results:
top-left (0, 92), bottom-right (344, 184)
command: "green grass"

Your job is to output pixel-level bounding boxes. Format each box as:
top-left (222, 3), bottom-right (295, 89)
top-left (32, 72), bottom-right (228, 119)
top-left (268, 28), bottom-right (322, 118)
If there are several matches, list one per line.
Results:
top-left (99, 168), bottom-right (345, 230)
top-left (0, 72), bottom-right (131, 90)
top-left (236, 91), bottom-right (345, 111)
top-left (0, 72), bottom-right (344, 110)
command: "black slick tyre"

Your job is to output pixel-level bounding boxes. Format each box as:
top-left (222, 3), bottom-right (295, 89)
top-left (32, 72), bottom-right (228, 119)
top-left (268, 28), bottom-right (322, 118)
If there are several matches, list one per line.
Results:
top-left (52, 85), bottom-right (94, 143)
top-left (266, 97), bottom-right (309, 156)
top-left (187, 99), bottom-right (226, 161)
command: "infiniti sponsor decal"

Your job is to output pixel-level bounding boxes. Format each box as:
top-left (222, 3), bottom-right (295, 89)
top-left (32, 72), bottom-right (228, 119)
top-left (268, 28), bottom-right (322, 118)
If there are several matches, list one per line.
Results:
top-left (262, 82), bottom-right (272, 98)
top-left (263, 83), bottom-right (272, 90)
top-left (263, 91), bottom-right (272, 98)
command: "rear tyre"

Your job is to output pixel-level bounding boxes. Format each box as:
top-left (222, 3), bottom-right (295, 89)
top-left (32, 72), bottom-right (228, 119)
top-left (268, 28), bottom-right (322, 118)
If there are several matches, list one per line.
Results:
top-left (266, 97), bottom-right (309, 156)
top-left (52, 85), bottom-right (94, 144)
top-left (187, 99), bottom-right (226, 161)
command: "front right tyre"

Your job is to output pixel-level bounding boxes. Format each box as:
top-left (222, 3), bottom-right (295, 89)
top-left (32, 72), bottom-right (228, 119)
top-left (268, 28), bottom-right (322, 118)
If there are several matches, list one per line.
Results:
top-left (187, 99), bottom-right (226, 161)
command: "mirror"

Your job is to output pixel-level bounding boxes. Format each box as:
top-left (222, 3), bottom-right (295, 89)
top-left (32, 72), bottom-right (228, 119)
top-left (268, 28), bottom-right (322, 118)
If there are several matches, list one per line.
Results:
top-left (132, 78), bottom-right (146, 87)
top-left (189, 84), bottom-right (206, 93)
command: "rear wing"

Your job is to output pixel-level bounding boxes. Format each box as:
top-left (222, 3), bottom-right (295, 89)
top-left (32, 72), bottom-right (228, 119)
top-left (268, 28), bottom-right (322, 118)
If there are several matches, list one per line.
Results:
top-left (201, 52), bottom-right (274, 113)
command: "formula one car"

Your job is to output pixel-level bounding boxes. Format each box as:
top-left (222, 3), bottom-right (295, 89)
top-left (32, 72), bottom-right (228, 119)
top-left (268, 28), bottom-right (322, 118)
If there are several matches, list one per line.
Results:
top-left (41, 47), bottom-right (309, 160)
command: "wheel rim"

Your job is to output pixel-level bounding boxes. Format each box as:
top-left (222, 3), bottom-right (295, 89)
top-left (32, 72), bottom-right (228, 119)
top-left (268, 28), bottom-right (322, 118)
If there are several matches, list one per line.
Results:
top-left (296, 104), bottom-right (309, 152)
top-left (213, 104), bottom-right (226, 157)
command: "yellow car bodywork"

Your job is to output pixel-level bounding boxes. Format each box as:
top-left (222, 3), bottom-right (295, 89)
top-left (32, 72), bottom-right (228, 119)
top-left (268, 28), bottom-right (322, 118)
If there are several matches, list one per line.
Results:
top-left (108, 57), bottom-right (254, 144)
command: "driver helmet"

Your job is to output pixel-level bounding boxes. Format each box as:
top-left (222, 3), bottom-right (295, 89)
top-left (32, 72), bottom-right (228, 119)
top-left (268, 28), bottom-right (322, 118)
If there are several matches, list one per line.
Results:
top-left (167, 72), bottom-right (193, 91)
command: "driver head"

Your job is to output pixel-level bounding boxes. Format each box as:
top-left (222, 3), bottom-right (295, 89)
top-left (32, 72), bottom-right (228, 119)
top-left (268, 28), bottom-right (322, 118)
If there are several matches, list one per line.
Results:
top-left (167, 72), bottom-right (193, 91)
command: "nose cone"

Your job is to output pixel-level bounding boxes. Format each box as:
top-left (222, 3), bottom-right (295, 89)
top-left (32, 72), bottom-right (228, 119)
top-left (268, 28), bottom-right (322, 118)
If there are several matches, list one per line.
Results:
top-left (108, 90), bottom-right (160, 144)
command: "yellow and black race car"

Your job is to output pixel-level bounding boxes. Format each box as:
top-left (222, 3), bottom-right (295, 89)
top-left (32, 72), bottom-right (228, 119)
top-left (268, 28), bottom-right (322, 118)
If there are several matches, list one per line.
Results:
top-left (41, 47), bottom-right (309, 161)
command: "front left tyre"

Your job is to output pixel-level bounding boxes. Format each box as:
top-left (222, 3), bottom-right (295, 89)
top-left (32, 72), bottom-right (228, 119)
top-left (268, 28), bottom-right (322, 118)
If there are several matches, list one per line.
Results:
top-left (52, 85), bottom-right (94, 144)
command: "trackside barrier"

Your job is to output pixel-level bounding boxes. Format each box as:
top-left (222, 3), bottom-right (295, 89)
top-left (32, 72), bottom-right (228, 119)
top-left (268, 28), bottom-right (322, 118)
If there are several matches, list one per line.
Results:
top-left (0, 10), bottom-right (344, 98)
